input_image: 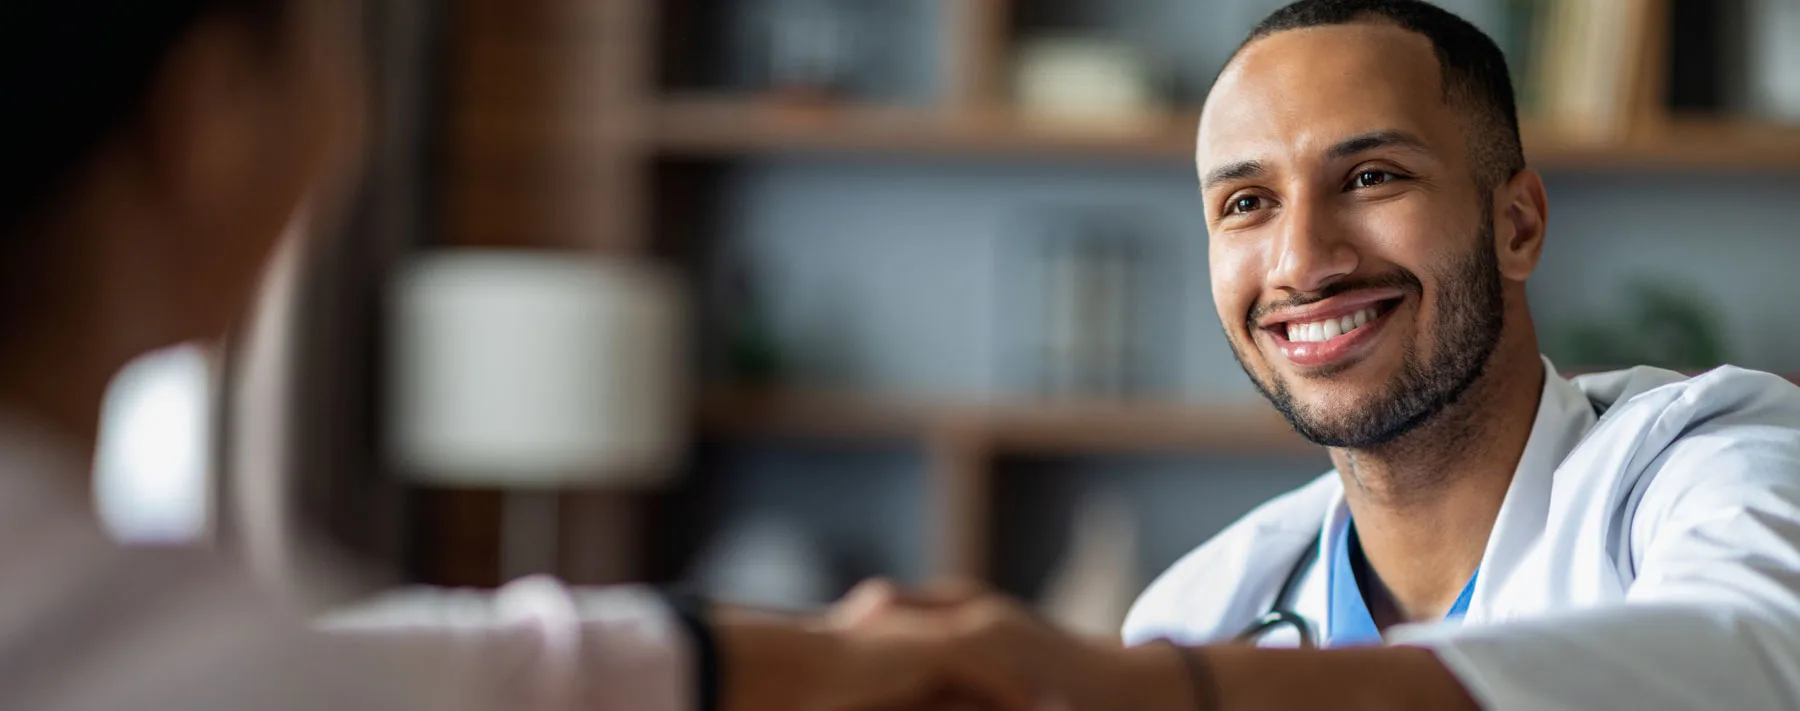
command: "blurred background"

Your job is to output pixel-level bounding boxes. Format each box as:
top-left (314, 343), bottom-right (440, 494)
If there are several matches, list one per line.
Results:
top-left (92, 0), bottom-right (1800, 635)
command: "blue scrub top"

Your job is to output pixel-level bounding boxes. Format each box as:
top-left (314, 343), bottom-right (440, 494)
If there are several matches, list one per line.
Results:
top-left (1328, 518), bottom-right (1478, 647)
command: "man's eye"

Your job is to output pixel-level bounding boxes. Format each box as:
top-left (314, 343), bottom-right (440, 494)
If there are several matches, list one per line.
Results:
top-left (1227, 195), bottom-right (1263, 215)
top-left (1351, 170), bottom-right (1394, 188)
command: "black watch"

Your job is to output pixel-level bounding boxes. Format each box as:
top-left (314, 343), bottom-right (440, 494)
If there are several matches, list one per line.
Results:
top-left (659, 588), bottom-right (719, 711)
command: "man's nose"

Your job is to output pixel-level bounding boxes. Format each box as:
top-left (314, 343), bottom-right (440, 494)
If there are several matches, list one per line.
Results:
top-left (1266, 198), bottom-right (1357, 294)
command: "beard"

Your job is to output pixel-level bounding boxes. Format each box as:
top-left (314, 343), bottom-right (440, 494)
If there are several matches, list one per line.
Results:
top-left (1229, 219), bottom-right (1506, 449)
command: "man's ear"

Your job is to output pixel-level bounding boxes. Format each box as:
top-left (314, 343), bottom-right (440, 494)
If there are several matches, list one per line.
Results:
top-left (1493, 168), bottom-right (1548, 282)
top-left (136, 17), bottom-right (264, 225)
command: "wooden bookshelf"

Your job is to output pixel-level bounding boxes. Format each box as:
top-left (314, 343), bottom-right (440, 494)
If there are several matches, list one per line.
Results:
top-left (651, 97), bottom-right (1800, 170)
top-left (435, 0), bottom-right (1800, 591)
top-left (699, 387), bottom-right (1318, 581)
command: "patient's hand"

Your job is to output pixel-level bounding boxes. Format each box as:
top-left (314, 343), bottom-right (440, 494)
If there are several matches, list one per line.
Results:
top-left (825, 580), bottom-right (1189, 711)
top-left (714, 591), bottom-right (1041, 711)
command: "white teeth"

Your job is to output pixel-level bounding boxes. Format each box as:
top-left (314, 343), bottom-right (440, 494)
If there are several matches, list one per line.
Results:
top-left (1284, 306), bottom-right (1381, 343)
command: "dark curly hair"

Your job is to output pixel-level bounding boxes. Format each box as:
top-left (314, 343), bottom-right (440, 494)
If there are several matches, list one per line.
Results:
top-left (0, 1), bottom-right (288, 239)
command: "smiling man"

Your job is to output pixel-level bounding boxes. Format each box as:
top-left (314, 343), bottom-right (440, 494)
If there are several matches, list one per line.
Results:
top-left (1122, 0), bottom-right (1800, 705)
top-left (840, 0), bottom-right (1800, 708)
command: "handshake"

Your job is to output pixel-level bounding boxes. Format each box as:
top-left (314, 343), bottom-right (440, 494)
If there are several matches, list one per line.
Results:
top-left (714, 580), bottom-right (1202, 711)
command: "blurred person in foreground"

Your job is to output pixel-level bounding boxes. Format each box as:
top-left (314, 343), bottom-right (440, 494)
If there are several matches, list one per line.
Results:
top-left (835, 0), bottom-right (1800, 709)
top-left (0, 1), bottom-right (1063, 709)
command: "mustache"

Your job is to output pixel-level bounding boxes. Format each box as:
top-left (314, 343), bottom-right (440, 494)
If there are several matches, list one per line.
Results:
top-left (1246, 270), bottom-right (1424, 327)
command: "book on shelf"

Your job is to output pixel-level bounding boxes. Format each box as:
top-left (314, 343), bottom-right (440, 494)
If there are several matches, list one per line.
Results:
top-left (1525, 0), bottom-right (1667, 141)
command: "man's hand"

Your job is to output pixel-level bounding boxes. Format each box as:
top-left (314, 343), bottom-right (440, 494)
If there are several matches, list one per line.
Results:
top-left (812, 579), bottom-right (1484, 711)
top-left (712, 601), bottom-right (1043, 711)
top-left (826, 580), bottom-right (1198, 711)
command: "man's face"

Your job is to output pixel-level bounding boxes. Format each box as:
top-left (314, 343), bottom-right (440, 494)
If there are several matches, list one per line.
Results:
top-left (1201, 22), bottom-right (1505, 448)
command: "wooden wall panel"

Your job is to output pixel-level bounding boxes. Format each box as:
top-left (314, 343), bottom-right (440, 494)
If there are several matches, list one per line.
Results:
top-left (444, 0), bottom-right (653, 250)
top-left (416, 0), bottom-right (657, 588)
top-left (447, 150), bottom-right (643, 250)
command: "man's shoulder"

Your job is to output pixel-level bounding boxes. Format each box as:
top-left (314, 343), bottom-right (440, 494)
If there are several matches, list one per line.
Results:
top-left (1121, 472), bottom-right (1338, 645)
top-left (1575, 364), bottom-right (1800, 425)
top-left (1568, 365), bottom-right (1800, 508)
top-left (1572, 365), bottom-right (1800, 456)
top-left (1644, 366), bottom-right (1800, 470)
top-left (1561, 366), bottom-right (1800, 585)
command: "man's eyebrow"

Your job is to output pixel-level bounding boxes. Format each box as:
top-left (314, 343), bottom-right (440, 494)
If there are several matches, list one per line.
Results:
top-left (1201, 160), bottom-right (1266, 192)
top-left (1200, 132), bottom-right (1430, 191)
top-left (1326, 130), bottom-right (1433, 161)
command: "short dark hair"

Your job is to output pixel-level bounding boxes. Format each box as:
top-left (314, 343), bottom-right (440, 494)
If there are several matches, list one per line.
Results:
top-left (1236, 0), bottom-right (1526, 191)
top-left (0, 1), bottom-right (287, 239)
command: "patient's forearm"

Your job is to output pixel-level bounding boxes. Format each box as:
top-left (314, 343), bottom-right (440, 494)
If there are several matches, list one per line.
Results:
top-left (1191, 645), bottom-right (1479, 711)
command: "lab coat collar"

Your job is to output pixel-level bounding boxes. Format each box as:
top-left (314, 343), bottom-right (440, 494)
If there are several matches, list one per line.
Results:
top-left (1461, 357), bottom-right (1599, 624)
top-left (1127, 357), bottom-right (1623, 646)
top-left (1328, 356), bottom-right (1599, 637)
top-left (1123, 358), bottom-right (1786, 650)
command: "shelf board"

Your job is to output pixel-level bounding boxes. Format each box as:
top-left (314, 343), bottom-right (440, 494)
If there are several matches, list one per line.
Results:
top-left (653, 98), bottom-right (1198, 161)
top-left (1524, 118), bottom-right (1800, 170)
top-left (697, 388), bottom-right (1318, 454)
top-left (977, 401), bottom-right (1315, 455)
top-left (697, 388), bottom-right (937, 442)
top-left (651, 97), bottom-right (1800, 170)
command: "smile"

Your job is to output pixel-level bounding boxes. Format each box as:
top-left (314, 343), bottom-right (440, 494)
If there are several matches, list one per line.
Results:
top-left (1285, 305), bottom-right (1380, 343)
top-left (1261, 293), bottom-right (1405, 369)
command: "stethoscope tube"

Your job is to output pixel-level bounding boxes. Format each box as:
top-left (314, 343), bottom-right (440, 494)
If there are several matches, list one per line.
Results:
top-left (1237, 530), bottom-right (1323, 648)
top-left (1235, 610), bottom-right (1315, 648)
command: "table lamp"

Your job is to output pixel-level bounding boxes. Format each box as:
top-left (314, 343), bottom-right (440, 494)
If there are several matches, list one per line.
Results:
top-left (388, 250), bottom-right (687, 581)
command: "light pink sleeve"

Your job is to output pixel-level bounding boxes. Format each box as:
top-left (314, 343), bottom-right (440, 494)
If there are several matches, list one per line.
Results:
top-left (317, 576), bottom-right (694, 711)
top-left (0, 418), bottom-right (697, 711)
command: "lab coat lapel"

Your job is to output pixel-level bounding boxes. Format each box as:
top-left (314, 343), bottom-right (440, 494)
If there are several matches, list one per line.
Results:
top-left (1206, 522), bottom-right (1326, 644)
top-left (1480, 363), bottom-right (1697, 622)
top-left (1543, 367), bottom-right (1710, 597)
top-left (1124, 474), bottom-right (1339, 646)
top-left (1470, 360), bottom-right (1599, 624)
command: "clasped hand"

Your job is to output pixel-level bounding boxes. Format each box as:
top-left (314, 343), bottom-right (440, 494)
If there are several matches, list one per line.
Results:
top-left (722, 580), bottom-right (1191, 711)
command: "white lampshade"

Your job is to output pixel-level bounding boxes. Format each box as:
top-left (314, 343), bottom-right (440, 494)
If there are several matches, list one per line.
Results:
top-left (388, 250), bottom-right (687, 489)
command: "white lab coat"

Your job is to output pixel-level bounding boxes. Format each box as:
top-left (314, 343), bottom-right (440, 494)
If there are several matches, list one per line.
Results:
top-left (0, 413), bottom-right (691, 710)
top-left (1124, 358), bottom-right (1800, 710)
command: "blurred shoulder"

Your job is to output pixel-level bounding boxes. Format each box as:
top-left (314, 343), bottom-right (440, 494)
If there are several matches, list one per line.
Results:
top-left (0, 416), bottom-right (429, 710)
